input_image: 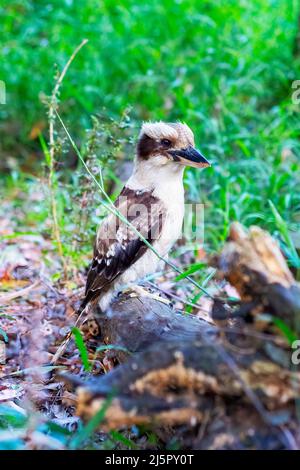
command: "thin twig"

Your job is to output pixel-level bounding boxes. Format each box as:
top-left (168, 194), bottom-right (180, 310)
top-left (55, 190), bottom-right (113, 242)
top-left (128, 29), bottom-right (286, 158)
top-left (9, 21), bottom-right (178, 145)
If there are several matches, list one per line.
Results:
top-left (48, 39), bottom-right (88, 280)
top-left (0, 280), bottom-right (40, 304)
top-left (50, 305), bottom-right (88, 364)
top-left (146, 280), bottom-right (211, 312)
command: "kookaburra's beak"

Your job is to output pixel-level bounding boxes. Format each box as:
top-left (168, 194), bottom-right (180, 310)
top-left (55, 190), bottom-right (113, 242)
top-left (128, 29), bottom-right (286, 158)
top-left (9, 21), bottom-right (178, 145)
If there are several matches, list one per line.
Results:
top-left (168, 146), bottom-right (211, 169)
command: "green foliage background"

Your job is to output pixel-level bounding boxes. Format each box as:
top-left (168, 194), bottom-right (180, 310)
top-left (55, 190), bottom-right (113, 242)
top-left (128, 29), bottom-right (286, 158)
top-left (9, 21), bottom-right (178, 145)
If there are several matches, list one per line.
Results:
top-left (1, 0), bottom-right (300, 264)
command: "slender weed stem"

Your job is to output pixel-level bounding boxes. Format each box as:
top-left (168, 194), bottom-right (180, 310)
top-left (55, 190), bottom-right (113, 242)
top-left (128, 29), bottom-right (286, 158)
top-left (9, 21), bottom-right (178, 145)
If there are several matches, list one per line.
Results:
top-left (47, 39), bottom-right (88, 279)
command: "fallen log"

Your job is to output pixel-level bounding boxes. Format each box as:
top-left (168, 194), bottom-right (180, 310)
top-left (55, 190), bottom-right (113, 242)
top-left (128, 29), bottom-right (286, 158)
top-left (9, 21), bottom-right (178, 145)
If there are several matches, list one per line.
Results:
top-left (212, 223), bottom-right (300, 332)
top-left (93, 294), bottom-right (215, 361)
top-left (68, 330), bottom-right (299, 449)
top-left (64, 223), bottom-right (300, 449)
top-left (75, 336), bottom-right (298, 418)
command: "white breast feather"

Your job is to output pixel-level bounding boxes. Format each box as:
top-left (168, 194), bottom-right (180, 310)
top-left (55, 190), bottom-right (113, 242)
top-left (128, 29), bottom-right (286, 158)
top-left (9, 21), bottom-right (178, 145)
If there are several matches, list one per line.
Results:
top-left (98, 158), bottom-right (185, 311)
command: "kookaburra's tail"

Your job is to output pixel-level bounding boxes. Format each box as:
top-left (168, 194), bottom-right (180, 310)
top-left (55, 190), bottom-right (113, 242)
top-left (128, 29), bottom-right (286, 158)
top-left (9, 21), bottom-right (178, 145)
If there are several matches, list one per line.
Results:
top-left (77, 283), bottom-right (104, 316)
top-left (77, 292), bottom-right (96, 316)
top-left (77, 299), bottom-right (88, 316)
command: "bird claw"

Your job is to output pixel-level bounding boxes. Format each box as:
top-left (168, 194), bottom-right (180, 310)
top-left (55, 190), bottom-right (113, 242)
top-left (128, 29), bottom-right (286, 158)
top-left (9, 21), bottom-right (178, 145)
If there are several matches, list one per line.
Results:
top-left (122, 285), bottom-right (171, 305)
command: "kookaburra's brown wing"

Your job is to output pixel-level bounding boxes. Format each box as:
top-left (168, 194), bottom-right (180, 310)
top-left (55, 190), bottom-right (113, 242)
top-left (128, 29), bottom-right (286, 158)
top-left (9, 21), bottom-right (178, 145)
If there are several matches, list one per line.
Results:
top-left (80, 187), bottom-right (164, 310)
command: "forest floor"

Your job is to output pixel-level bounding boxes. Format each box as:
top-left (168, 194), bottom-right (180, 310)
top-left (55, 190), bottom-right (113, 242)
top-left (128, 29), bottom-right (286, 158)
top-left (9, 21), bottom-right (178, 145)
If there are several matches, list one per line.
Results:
top-left (0, 184), bottom-right (218, 450)
top-left (1, 184), bottom-right (300, 450)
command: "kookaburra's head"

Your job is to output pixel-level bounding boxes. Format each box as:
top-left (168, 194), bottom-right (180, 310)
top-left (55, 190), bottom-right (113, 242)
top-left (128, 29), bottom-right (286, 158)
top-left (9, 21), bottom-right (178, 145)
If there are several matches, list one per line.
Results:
top-left (136, 121), bottom-right (210, 170)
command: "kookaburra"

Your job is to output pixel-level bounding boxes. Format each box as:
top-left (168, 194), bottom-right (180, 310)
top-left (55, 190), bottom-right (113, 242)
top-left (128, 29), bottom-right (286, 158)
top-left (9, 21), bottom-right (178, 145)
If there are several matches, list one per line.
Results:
top-left (80, 122), bottom-right (210, 313)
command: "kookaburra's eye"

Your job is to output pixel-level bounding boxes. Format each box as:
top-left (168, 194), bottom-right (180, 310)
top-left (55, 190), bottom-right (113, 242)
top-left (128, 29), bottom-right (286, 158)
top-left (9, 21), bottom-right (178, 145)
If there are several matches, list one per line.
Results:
top-left (161, 138), bottom-right (172, 147)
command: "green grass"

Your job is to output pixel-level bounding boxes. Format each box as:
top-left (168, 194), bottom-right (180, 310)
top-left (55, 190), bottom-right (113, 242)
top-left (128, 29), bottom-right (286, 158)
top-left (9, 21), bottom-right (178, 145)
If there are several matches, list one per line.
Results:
top-left (72, 327), bottom-right (92, 372)
top-left (1, 0), bottom-right (300, 263)
top-left (1, 1), bottom-right (299, 157)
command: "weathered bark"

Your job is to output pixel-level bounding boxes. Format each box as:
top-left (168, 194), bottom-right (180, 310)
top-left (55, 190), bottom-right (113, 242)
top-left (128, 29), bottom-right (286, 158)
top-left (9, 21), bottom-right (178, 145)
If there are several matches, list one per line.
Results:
top-left (65, 223), bottom-right (300, 449)
top-left (212, 223), bottom-right (300, 332)
top-left (93, 294), bottom-right (215, 361)
top-left (67, 331), bottom-right (299, 449)
top-left (75, 336), bottom-right (297, 414)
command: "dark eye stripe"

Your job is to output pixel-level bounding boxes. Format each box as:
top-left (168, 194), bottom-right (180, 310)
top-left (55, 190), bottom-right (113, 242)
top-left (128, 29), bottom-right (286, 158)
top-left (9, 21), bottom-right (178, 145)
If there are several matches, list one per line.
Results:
top-left (137, 134), bottom-right (157, 159)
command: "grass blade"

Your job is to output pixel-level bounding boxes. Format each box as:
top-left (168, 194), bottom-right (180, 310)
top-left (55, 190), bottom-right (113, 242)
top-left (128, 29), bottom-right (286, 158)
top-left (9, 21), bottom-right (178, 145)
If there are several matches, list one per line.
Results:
top-left (72, 327), bottom-right (91, 372)
top-left (68, 394), bottom-right (114, 449)
top-left (175, 263), bottom-right (205, 281)
top-left (109, 430), bottom-right (137, 449)
top-left (0, 327), bottom-right (8, 343)
top-left (271, 317), bottom-right (297, 345)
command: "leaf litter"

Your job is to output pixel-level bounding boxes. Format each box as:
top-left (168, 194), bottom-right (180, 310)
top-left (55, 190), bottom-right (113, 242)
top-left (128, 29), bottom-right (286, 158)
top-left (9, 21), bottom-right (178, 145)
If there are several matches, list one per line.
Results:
top-left (0, 184), bottom-right (221, 449)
